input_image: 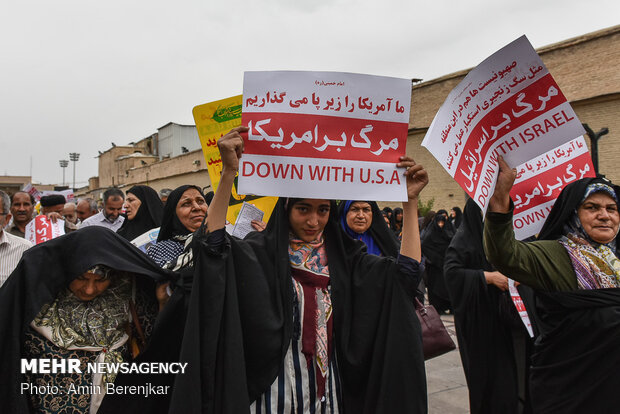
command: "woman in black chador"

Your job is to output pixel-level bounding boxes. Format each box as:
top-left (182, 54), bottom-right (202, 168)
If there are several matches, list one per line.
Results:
top-left (168, 127), bottom-right (430, 414)
top-left (485, 156), bottom-right (620, 413)
top-left (117, 185), bottom-right (164, 242)
top-left (421, 209), bottom-right (454, 313)
top-left (0, 227), bottom-right (170, 414)
top-left (338, 200), bottom-right (400, 257)
top-left (445, 199), bottom-right (533, 414)
top-left (147, 185), bottom-right (209, 268)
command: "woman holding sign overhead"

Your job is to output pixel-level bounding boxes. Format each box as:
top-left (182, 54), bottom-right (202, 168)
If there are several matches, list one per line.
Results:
top-left (169, 126), bottom-right (429, 413)
top-left (485, 156), bottom-right (620, 413)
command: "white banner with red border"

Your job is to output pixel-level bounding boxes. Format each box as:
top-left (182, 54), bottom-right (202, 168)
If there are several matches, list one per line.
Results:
top-left (25, 215), bottom-right (65, 245)
top-left (510, 136), bottom-right (595, 240)
top-left (422, 36), bottom-right (585, 211)
top-left (239, 71), bottom-right (412, 201)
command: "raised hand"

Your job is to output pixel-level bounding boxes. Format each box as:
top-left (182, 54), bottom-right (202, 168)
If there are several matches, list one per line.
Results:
top-left (489, 155), bottom-right (517, 213)
top-left (217, 126), bottom-right (248, 173)
top-left (397, 156), bottom-right (429, 201)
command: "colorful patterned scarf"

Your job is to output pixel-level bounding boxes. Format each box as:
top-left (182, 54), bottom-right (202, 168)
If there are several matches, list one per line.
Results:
top-left (32, 277), bottom-right (131, 383)
top-left (560, 233), bottom-right (620, 289)
top-left (289, 233), bottom-right (332, 398)
top-left (560, 184), bottom-right (620, 289)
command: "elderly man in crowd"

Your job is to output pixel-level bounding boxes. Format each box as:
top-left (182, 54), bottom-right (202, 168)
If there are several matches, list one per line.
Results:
top-left (39, 195), bottom-right (78, 234)
top-left (6, 191), bottom-right (35, 238)
top-left (76, 198), bottom-right (98, 223)
top-left (62, 202), bottom-right (78, 225)
top-left (80, 188), bottom-right (125, 231)
top-left (0, 191), bottom-right (32, 287)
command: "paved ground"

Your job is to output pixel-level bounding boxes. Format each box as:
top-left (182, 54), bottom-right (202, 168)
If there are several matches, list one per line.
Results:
top-left (425, 314), bottom-right (470, 413)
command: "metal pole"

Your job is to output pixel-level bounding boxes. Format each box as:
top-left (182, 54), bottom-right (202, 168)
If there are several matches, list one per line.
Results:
top-left (59, 160), bottom-right (69, 187)
top-left (69, 153), bottom-right (80, 191)
top-left (582, 124), bottom-right (609, 175)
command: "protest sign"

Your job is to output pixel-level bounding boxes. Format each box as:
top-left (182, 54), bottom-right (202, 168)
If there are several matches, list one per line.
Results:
top-left (40, 189), bottom-right (75, 202)
top-left (231, 202), bottom-right (264, 239)
top-left (510, 136), bottom-right (595, 240)
top-left (508, 279), bottom-right (534, 338)
top-left (131, 227), bottom-right (160, 253)
top-left (239, 71), bottom-right (412, 201)
top-left (21, 183), bottom-right (42, 202)
top-left (422, 36), bottom-right (585, 210)
top-left (193, 95), bottom-right (277, 224)
top-left (25, 216), bottom-right (65, 245)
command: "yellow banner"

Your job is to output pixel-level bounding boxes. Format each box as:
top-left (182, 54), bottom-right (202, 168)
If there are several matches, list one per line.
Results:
top-left (193, 95), bottom-right (277, 224)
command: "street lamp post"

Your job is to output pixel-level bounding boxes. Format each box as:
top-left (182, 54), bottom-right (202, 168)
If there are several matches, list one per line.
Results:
top-left (59, 160), bottom-right (69, 187)
top-left (69, 153), bottom-right (80, 191)
top-left (583, 124), bottom-right (610, 175)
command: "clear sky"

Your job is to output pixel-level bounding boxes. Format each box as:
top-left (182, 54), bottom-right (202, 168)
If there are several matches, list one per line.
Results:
top-left (1, 0), bottom-right (618, 187)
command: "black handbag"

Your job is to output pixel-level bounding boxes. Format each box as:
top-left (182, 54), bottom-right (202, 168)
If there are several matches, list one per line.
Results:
top-left (415, 298), bottom-right (456, 360)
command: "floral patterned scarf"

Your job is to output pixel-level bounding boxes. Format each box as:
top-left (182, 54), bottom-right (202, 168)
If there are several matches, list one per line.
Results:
top-left (560, 184), bottom-right (620, 289)
top-left (288, 232), bottom-right (332, 399)
top-left (560, 234), bottom-right (620, 289)
top-left (31, 277), bottom-right (132, 383)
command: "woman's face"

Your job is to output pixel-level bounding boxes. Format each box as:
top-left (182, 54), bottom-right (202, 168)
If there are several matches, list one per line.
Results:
top-left (436, 213), bottom-right (448, 228)
top-left (124, 193), bottom-right (142, 220)
top-left (289, 199), bottom-right (331, 242)
top-left (176, 188), bottom-right (208, 232)
top-left (346, 201), bottom-right (373, 234)
top-left (578, 192), bottom-right (619, 244)
top-left (395, 211), bottom-right (403, 222)
top-left (69, 272), bottom-right (112, 301)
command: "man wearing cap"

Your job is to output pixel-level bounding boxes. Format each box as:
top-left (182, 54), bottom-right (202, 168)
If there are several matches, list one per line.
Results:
top-left (6, 191), bottom-right (35, 238)
top-left (39, 194), bottom-right (78, 233)
top-left (0, 190), bottom-right (32, 287)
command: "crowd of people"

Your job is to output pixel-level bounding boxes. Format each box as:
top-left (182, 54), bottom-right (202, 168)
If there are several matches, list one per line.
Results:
top-left (1, 127), bottom-right (619, 413)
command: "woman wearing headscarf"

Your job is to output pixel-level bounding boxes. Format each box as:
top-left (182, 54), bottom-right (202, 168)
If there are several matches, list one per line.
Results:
top-left (99, 191), bottom-right (215, 414)
top-left (445, 198), bottom-right (533, 414)
top-left (0, 227), bottom-right (170, 414)
top-left (449, 206), bottom-right (463, 229)
top-left (390, 206), bottom-right (404, 239)
top-left (485, 156), bottom-right (620, 413)
top-left (339, 201), bottom-right (426, 304)
top-left (419, 210), bottom-right (436, 239)
top-left (98, 190), bottom-right (211, 414)
top-left (168, 127), bottom-right (429, 413)
top-left (147, 185), bottom-right (208, 268)
top-left (421, 209), bottom-right (455, 313)
top-left (338, 200), bottom-right (400, 257)
top-left (116, 185), bottom-right (164, 242)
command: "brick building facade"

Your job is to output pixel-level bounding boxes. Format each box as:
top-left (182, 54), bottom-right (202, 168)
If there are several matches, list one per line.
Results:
top-left (78, 123), bottom-right (211, 201)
